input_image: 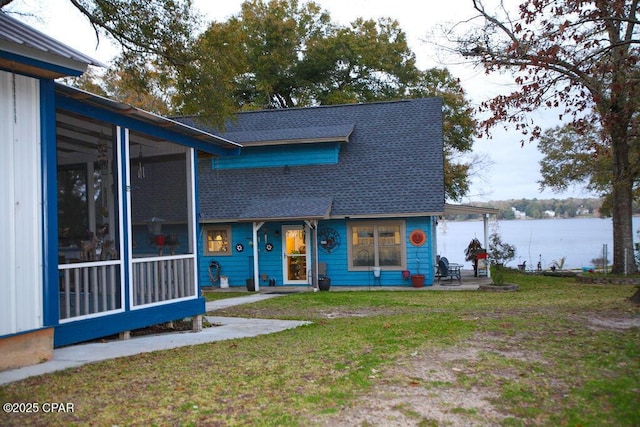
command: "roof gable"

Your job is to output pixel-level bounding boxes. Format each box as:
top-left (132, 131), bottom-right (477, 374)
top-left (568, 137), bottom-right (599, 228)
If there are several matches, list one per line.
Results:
top-left (189, 98), bottom-right (445, 221)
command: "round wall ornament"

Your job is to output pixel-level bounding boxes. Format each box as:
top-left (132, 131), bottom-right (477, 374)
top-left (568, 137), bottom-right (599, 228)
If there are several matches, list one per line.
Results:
top-left (318, 228), bottom-right (340, 253)
top-left (409, 229), bottom-right (427, 246)
top-left (265, 242), bottom-right (274, 252)
top-left (235, 243), bottom-right (244, 252)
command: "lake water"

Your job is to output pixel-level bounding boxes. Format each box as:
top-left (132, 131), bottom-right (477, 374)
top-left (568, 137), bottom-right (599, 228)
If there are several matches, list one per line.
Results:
top-left (436, 216), bottom-right (640, 270)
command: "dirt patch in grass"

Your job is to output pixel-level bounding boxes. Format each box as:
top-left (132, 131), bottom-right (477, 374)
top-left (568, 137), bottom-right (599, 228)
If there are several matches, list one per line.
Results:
top-left (307, 308), bottom-right (639, 427)
top-left (309, 338), bottom-right (510, 426)
top-left (583, 314), bottom-right (640, 330)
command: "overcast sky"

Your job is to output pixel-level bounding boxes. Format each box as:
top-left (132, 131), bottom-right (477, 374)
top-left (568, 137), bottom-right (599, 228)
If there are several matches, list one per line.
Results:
top-left (8, 0), bottom-right (597, 202)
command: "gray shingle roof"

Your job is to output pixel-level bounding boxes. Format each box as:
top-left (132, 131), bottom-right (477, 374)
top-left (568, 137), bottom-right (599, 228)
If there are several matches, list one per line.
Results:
top-left (186, 98), bottom-right (444, 221)
top-left (239, 196), bottom-right (333, 220)
top-left (0, 11), bottom-right (104, 76)
top-left (221, 124), bottom-right (354, 146)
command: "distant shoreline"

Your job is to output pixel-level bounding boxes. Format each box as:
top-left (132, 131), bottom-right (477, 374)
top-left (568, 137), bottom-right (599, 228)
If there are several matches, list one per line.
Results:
top-left (445, 214), bottom-right (640, 222)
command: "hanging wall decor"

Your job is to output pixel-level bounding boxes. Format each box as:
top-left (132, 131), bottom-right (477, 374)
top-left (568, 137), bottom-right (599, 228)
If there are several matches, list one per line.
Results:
top-left (318, 228), bottom-right (340, 253)
top-left (409, 229), bottom-right (427, 246)
top-left (235, 243), bottom-right (244, 252)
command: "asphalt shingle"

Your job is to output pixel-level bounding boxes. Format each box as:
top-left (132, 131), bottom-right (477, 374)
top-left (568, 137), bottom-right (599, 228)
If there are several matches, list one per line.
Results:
top-left (183, 98), bottom-right (444, 221)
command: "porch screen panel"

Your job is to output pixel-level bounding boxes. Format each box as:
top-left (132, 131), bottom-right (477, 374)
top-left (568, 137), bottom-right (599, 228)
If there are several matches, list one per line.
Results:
top-left (56, 120), bottom-right (123, 320)
top-left (128, 137), bottom-right (196, 306)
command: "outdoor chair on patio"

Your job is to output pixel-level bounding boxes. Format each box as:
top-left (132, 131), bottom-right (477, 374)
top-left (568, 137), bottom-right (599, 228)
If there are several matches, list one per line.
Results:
top-left (437, 257), bottom-right (462, 285)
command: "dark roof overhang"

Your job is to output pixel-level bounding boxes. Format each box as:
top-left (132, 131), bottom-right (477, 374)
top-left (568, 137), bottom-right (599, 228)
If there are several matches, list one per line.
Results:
top-left (235, 195), bottom-right (334, 222)
top-left (220, 124), bottom-right (354, 147)
top-left (444, 204), bottom-right (500, 216)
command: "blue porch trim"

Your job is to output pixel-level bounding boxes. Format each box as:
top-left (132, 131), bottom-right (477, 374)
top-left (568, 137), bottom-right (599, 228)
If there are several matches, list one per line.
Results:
top-left (40, 79), bottom-right (59, 328)
top-left (213, 143), bottom-right (340, 170)
top-left (55, 95), bottom-right (240, 157)
top-left (0, 51), bottom-right (84, 78)
top-left (54, 297), bottom-right (206, 347)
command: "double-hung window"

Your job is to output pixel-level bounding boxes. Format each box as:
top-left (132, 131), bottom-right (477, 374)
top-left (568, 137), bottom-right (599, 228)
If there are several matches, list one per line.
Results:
top-left (348, 221), bottom-right (405, 270)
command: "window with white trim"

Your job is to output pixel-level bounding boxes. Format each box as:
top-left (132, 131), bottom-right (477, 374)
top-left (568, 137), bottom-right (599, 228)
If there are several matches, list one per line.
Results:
top-left (204, 225), bottom-right (232, 256)
top-left (347, 221), bottom-right (405, 270)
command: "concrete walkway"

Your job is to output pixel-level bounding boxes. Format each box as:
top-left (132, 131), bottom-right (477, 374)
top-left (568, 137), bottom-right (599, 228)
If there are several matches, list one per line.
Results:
top-left (0, 294), bottom-right (306, 385)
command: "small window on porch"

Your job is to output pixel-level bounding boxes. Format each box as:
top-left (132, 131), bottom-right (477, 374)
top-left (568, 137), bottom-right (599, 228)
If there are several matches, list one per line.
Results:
top-left (204, 226), bottom-right (232, 256)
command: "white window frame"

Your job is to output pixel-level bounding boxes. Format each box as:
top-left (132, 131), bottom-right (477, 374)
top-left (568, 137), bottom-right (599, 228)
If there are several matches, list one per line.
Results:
top-left (203, 225), bottom-right (233, 256)
top-left (347, 221), bottom-right (406, 271)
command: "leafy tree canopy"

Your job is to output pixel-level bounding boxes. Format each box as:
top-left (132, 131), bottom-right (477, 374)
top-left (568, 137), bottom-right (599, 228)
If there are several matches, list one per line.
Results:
top-left (2, 0), bottom-right (199, 66)
top-left (538, 124), bottom-right (640, 216)
top-left (176, 0), bottom-right (476, 201)
top-left (446, 0), bottom-right (639, 273)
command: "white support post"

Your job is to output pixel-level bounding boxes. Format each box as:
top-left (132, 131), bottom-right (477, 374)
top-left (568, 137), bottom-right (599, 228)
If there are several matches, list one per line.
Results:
top-left (253, 221), bottom-right (264, 291)
top-left (305, 220), bottom-right (318, 289)
top-left (483, 213), bottom-right (490, 278)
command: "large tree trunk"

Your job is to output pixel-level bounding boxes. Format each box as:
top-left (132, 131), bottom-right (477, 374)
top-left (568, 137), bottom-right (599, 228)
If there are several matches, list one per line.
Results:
top-left (610, 132), bottom-right (637, 275)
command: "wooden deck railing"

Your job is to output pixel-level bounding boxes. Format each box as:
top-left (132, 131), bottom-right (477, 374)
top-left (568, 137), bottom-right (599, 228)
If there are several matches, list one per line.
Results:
top-left (58, 261), bottom-right (122, 320)
top-left (58, 254), bottom-right (196, 320)
top-left (131, 255), bottom-right (196, 306)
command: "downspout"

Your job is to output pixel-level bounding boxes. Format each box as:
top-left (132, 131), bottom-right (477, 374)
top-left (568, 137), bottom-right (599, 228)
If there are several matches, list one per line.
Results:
top-left (252, 221), bottom-right (264, 291)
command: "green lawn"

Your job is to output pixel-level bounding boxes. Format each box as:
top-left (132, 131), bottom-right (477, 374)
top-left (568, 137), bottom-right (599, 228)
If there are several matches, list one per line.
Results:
top-left (1, 274), bottom-right (638, 426)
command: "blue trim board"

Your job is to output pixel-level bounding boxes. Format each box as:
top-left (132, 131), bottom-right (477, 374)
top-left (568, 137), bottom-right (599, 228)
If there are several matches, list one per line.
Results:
top-left (53, 297), bottom-right (206, 347)
top-left (0, 51), bottom-right (84, 77)
top-left (55, 95), bottom-right (240, 157)
top-left (213, 143), bottom-right (340, 170)
top-left (40, 79), bottom-right (60, 328)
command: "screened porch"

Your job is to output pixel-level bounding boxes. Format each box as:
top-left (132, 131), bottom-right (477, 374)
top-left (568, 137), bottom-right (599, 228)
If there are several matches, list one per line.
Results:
top-left (56, 107), bottom-right (198, 322)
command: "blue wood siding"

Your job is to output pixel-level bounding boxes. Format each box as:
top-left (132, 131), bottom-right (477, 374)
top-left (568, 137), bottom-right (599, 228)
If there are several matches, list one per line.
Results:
top-left (199, 222), bottom-right (255, 287)
top-left (317, 217), bottom-right (435, 287)
top-left (212, 143), bottom-right (340, 170)
top-left (198, 217), bottom-right (435, 288)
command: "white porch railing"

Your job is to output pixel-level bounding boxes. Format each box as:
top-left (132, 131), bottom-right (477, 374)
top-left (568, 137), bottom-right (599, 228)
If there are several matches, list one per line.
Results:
top-left (59, 261), bottom-right (122, 320)
top-left (131, 255), bottom-right (196, 306)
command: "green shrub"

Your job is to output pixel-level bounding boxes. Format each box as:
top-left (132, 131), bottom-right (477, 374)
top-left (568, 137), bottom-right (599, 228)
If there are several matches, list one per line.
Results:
top-left (491, 264), bottom-right (506, 285)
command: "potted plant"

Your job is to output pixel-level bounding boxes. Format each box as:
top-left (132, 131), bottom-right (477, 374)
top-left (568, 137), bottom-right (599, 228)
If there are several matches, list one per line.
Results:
top-left (318, 275), bottom-right (331, 291)
top-left (464, 238), bottom-right (485, 277)
top-left (411, 258), bottom-right (425, 288)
